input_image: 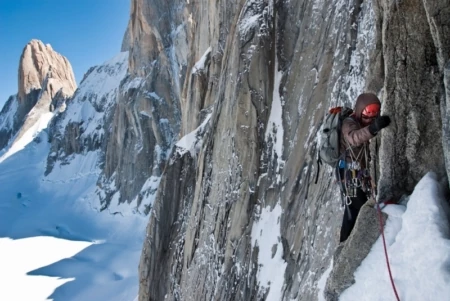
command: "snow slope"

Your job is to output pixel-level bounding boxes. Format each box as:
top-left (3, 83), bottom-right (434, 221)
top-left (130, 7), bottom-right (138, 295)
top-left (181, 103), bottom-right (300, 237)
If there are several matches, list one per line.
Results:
top-left (252, 171), bottom-right (450, 301)
top-left (340, 172), bottom-right (450, 301)
top-left (55, 51), bottom-right (129, 141)
top-left (0, 128), bottom-right (146, 301)
top-left (0, 52), bottom-right (147, 301)
top-left (0, 111), bottom-right (54, 163)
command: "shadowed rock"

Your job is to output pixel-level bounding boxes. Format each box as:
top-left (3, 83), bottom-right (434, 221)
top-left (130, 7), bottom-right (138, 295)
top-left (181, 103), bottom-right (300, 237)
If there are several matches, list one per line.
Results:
top-left (325, 203), bottom-right (386, 300)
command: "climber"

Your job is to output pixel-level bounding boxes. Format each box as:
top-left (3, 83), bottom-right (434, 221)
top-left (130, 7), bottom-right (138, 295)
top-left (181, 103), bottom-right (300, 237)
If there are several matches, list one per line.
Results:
top-left (338, 93), bottom-right (391, 242)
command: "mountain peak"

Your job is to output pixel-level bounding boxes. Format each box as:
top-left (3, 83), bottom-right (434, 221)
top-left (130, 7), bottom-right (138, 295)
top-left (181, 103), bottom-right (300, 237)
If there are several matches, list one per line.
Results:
top-left (0, 39), bottom-right (78, 152)
top-left (18, 39), bottom-right (77, 101)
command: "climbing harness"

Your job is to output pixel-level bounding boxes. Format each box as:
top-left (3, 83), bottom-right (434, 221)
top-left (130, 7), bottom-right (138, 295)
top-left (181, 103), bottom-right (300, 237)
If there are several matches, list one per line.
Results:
top-left (338, 139), bottom-right (372, 217)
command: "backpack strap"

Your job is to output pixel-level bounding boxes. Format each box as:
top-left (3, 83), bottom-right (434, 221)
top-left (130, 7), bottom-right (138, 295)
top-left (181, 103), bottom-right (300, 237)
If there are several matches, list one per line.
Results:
top-left (335, 152), bottom-right (348, 207)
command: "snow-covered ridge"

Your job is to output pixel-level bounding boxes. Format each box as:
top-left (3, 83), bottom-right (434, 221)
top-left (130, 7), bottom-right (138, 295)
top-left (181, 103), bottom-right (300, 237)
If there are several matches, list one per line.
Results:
top-left (56, 51), bottom-right (129, 140)
top-left (0, 111), bottom-right (54, 163)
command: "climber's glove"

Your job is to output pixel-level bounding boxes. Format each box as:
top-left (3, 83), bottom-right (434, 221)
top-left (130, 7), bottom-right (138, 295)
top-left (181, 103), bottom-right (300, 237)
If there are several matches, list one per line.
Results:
top-left (368, 115), bottom-right (391, 135)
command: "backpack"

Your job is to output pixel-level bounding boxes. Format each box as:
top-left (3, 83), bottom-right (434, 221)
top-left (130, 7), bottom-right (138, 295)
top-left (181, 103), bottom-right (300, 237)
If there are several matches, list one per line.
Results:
top-left (318, 106), bottom-right (353, 166)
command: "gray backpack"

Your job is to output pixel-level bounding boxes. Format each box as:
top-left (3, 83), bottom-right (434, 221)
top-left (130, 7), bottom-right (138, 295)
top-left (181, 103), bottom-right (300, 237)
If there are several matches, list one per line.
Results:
top-left (318, 106), bottom-right (353, 166)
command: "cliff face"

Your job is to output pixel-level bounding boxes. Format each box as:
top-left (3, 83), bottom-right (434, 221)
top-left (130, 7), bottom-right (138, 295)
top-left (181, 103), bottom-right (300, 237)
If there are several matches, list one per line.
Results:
top-left (0, 39), bottom-right (76, 152)
top-left (129, 0), bottom-right (450, 300)
top-left (18, 39), bottom-right (76, 101)
top-left (377, 0), bottom-right (449, 201)
top-left (11, 0), bottom-right (446, 300)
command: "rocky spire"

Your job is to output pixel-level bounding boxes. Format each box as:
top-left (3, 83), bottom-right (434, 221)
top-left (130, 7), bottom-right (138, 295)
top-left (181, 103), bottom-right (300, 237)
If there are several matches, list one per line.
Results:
top-left (18, 39), bottom-right (77, 102)
top-left (0, 39), bottom-right (77, 151)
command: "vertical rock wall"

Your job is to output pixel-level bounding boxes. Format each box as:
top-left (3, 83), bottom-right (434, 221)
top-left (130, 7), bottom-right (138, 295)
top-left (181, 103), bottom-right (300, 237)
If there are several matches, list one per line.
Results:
top-left (376, 0), bottom-right (449, 201)
top-left (422, 0), bottom-right (450, 188)
top-left (102, 0), bottom-right (187, 206)
top-left (138, 0), bottom-right (379, 300)
top-left (113, 0), bottom-right (450, 300)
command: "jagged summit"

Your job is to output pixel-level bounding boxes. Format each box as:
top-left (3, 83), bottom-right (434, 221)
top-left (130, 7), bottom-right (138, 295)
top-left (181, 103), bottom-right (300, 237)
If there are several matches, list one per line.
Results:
top-left (0, 39), bottom-right (77, 154)
top-left (18, 39), bottom-right (77, 101)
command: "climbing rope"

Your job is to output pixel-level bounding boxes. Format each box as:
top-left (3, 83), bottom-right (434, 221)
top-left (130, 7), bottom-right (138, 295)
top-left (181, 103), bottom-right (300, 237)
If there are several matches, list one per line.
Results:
top-left (373, 138), bottom-right (401, 301)
top-left (376, 201), bottom-right (401, 301)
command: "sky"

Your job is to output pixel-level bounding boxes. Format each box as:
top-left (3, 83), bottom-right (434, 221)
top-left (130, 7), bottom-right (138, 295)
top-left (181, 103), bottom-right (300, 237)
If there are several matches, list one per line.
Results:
top-left (0, 0), bottom-right (130, 108)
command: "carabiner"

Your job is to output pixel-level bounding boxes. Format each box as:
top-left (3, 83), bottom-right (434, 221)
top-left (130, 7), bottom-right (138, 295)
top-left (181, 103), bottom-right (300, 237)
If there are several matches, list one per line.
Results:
top-left (346, 196), bottom-right (352, 206)
top-left (352, 178), bottom-right (361, 188)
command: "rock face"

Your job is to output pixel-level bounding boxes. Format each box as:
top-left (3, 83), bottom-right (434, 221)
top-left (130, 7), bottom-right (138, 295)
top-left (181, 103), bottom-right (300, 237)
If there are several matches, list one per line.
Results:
top-left (0, 39), bottom-right (76, 151)
top-left (376, 0), bottom-right (449, 202)
top-left (101, 0), bottom-right (185, 208)
top-left (18, 39), bottom-right (76, 101)
top-left (5, 0), bottom-right (447, 300)
top-left (130, 0), bottom-right (450, 300)
top-left (45, 52), bottom-right (139, 211)
top-left (325, 203), bottom-right (387, 300)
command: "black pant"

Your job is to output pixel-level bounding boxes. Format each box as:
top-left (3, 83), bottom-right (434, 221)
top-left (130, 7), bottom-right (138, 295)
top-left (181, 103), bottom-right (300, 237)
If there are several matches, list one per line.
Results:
top-left (339, 187), bottom-right (368, 242)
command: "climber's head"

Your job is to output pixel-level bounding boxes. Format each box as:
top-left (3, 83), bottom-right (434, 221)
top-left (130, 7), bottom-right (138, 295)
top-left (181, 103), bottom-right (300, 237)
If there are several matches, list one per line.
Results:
top-left (354, 93), bottom-right (381, 126)
top-left (361, 103), bottom-right (380, 126)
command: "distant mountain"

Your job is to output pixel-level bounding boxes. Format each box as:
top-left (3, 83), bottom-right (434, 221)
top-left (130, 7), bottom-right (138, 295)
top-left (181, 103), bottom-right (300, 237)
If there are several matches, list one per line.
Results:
top-left (0, 39), bottom-right (76, 157)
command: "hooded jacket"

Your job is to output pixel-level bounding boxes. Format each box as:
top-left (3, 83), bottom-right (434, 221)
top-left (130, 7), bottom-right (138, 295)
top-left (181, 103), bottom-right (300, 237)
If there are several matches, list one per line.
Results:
top-left (340, 93), bottom-right (381, 168)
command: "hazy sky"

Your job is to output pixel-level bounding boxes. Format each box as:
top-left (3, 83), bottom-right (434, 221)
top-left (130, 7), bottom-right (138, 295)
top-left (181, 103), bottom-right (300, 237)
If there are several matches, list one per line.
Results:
top-left (0, 0), bottom-right (130, 108)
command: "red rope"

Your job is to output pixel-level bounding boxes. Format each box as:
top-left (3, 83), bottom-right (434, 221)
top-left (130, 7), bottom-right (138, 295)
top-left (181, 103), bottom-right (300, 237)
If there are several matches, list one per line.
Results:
top-left (376, 203), bottom-right (401, 301)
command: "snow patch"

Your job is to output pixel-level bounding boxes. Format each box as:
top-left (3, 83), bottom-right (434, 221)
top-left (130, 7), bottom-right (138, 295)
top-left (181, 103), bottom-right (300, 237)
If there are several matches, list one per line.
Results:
top-left (265, 58), bottom-right (284, 183)
top-left (192, 47), bottom-right (211, 74)
top-left (124, 77), bottom-right (144, 91)
top-left (238, 0), bottom-right (263, 40)
top-left (251, 202), bottom-right (287, 300)
top-left (138, 176), bottom-right (162, 210)
top-left (317, 260), bottom-right (333, 301)
top-left (0, 237), bottom-right (92, 301)
top-left (146, 91), bottom-right (163, 102)
top-left (176, 113), bottom-right (212, 157)
top-left (0, 111), bottom-right (54, 163)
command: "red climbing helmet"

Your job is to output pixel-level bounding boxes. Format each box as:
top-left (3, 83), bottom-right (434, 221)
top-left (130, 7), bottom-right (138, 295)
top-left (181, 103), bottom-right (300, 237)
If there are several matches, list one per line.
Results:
top-left (361, 103), bottom-right (380, 119)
